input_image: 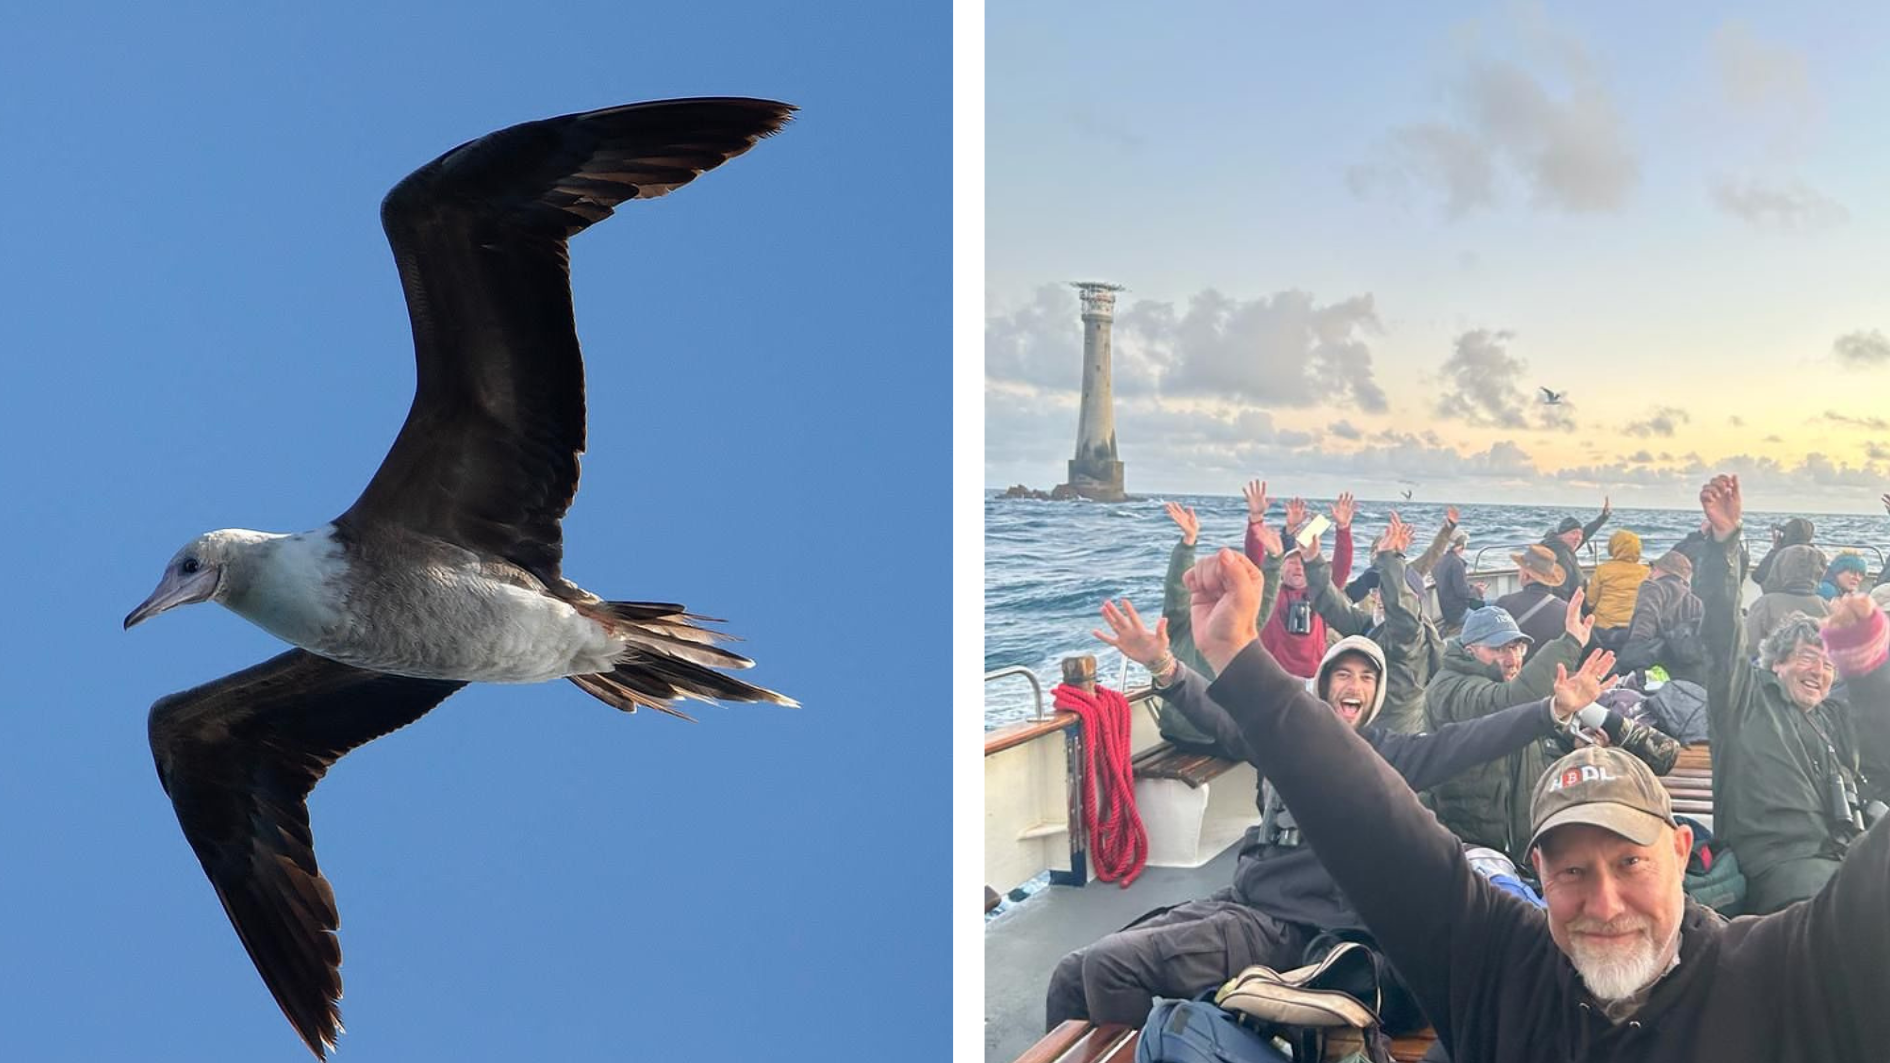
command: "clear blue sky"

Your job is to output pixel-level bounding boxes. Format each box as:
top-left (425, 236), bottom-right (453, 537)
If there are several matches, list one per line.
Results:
top-left (0, 4), bottom-right (946, 1061)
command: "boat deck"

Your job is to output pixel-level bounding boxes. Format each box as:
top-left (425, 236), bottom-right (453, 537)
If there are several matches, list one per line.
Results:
top-left (984, 846), bottom-right (1240, 1063)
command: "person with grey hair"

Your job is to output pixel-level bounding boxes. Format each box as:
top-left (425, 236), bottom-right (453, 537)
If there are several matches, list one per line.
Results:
top-left (1176, 543), bottom-right (1890, 1061)
top-left (1432, 526), bottom-right (1484, 634)
top-left (1696, 474), bottom-right (1873, 913)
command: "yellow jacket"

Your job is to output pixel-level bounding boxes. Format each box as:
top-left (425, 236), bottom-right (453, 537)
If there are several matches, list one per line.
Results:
top-left (1588, 530), bottom-right (1648, 629)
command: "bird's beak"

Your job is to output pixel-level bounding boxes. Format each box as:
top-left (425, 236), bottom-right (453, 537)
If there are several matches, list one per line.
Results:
top-left (124, 567), bottom-right (220, 630)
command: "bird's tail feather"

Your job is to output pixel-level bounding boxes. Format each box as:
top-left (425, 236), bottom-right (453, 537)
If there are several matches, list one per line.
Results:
top-left (568, 600), bottom-right (798, 717)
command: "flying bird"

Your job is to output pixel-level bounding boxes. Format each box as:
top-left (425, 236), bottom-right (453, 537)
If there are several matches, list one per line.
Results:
top-left (1539, 387), bottom-right (1565, 405)
top-left (127, 98), bottom-right (796, 1058)
top-left (1400, 489), bottom-right (1413, 501)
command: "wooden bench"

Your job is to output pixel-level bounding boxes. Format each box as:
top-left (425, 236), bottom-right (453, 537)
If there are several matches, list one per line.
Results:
top-left (1659, 744), bottom-right (1714, 824)
top-left (1015, 1020), bottom-right (1439, 1062)
top-left (1130, 741), bottom-right (1257, 869)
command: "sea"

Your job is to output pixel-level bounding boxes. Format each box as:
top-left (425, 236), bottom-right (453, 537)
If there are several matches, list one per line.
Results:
top-left (983, 491), bottom-right (1888, 729)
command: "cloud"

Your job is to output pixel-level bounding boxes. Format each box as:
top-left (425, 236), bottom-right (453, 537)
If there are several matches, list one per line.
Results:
top-left (1711, 179), bottom-right (1848, 229)
top-left (1763, 434), bottom-right (1783, 443)
top-left (1868, 442), bottom-right (1890, 463)
top-left (1331, 420), bottom-right (1364, 441)
top-left (984, 284), bottom-right (1090, 391)
top-left (1729, 416), bottom-right (1745, 427)
top-left (1350, 21), bottom-right (1638, 218)
top-left (1626, 450), bottom-right (1655, 463)
top-left (1625, 406), bottom-right (1691, 438)
top-left (1833, 329), bottom-right (1890, 368)
top-left (1432, 329), bottom-right (1575, 432)
top-left (1822, 410), bottom-right (1890, 431)
top-left (1117, 288), bottom-right (1389, 413)
top-left (1710, 21), bottom-right (1814, 125)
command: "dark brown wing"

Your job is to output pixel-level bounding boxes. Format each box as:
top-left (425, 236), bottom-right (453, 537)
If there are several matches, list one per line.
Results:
top-left (339, 97), bottom-right (795, 584)
top-left (147, 650), bottom-right (465, 1058)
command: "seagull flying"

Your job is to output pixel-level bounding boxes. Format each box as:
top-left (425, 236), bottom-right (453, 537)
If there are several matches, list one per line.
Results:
top-left (126, 98), bottom-right (796, 1058)
top-left (1539, 387), bottom-right (1565, 405)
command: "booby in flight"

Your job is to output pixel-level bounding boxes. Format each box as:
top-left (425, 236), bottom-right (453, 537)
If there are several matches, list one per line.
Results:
top-left (126, 97), bottom-right (795, 1058)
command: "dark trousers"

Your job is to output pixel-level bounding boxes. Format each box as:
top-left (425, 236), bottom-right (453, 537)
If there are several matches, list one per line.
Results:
top-left (1044, 890), bottom-right (1313, 1029)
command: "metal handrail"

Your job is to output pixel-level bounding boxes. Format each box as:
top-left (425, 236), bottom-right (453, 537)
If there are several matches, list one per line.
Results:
top-left (984, 666), bottom-right (1046, 722)
top-left (1469, 541), bottom-right (1599, 573)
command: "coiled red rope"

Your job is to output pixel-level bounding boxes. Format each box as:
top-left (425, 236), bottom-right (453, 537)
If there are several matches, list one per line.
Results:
top-left (1053, 682), bottom-right (1148, 887)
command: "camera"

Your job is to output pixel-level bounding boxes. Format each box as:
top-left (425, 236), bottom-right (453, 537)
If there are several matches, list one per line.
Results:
top-left (1286, 599), bottom-right (1314, 636)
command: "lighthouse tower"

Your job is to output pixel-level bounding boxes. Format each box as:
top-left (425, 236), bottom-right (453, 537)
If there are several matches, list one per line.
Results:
top-left (1059, 281), bottom-right (1127, 501)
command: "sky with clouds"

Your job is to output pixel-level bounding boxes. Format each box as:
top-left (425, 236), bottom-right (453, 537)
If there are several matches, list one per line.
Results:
top-left (986, 3), bottom-right (1890, 513)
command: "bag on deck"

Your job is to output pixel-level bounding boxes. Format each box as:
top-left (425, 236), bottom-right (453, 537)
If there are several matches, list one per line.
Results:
top-left (1135, 994), bottom-right (1290, 1063)
top-left (1644, 679), bottom-right (1709, 745)
top-left (1678, 814), bottom-right (1747, 916)
top-left (1214, 941), bottom-right (1396, 1063)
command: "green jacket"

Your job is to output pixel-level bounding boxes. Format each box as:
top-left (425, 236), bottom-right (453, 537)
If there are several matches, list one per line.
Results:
top-left (1697, 531), bottom-right (1863, 911)
top-left (1423, 631), bottom-right (1582, 862)
top-left (1304, 549), bottom-right (1441, 734)
top-left (1155, 538), bottom-right (1279, 746)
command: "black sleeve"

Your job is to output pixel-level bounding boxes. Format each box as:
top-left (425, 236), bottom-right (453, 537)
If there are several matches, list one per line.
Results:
top-left (1374, 699), bottom-right (1557, 791)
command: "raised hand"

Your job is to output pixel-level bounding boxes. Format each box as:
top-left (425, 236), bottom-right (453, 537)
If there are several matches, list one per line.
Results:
top-left (1823, 594), bottom-right (1877, 633)
top-left (1699, 475), bottom-right (1742, 541)
top-left (1251, 520), bottom-right (1286, 560)
top-left (1472, 580), bottom-right (1488, 597)
top-left (1446, 505), bottom-right (1461, 527)
top-left (1552, 648), bottom-right (1621, 721)
top-left (1243, 479), bottom-right (1270, 522)
top-left (1564, 587), bottom-right (1596, 643)
top-left (1331, 491), bottom-right (1357, 529)
top-left (1093, 598), bottom-right (1170, 670)
top-left (1185, 549), bottom-right (1265, 673)
top-left (1378, 510), bottom-right (1414, 554)
top-left (1164, 501), bottom-right (1200, 546)
top-left (1285, 496), bottom-right (1309, 534)
top-left (1600, 495), bottom-right (1612, 519)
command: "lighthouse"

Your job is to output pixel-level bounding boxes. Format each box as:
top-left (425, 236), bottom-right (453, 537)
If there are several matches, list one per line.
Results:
top-left (1059, 281), bottom-right (1127, 502)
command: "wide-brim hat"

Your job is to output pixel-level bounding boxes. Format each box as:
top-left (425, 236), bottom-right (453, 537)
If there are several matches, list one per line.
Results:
top-left (1511, 544), bottom-right (1567, 587)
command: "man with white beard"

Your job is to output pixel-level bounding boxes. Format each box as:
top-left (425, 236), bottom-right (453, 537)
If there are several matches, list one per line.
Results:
top-left (1182, 501), bottom-right (1890, 1060)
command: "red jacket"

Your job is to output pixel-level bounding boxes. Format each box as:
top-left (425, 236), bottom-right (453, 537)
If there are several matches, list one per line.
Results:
top-left (1247, 522), bottom-right (1352, 679)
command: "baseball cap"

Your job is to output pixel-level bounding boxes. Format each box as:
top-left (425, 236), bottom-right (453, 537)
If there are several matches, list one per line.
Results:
top-left (1528, 746), bottom-right (1676, 853)
top-left (1459, 606), bottom-right (1532, 649)
top-left (1554, 517), bottom-right (1584, 535)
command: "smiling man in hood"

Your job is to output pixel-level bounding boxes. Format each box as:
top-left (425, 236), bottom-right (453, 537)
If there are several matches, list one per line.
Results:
top-left (1044, 598), bottom-right (1600, 1033)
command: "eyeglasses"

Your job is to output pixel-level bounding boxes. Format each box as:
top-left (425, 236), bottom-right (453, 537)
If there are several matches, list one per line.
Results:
top-left (1788, 648), bottom-right (1835, 672)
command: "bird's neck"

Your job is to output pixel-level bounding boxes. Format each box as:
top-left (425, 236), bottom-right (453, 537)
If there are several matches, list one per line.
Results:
top-left (221, 525), bottom-right (349, 647)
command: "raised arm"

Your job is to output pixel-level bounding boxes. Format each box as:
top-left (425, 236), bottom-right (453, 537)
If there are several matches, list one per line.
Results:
top-left (1161, 503), bottom-right (1200, 642)
top-left (1330, 492), bottom-right (1358, 588)
top-left (1188, 550), bottom-right (1579, 1043)
top-left (1092, 597), bottom-right (1253, 760)
top-left (1695, 475), bottom-right (1755, 737)
top-left (1304, 550), bottom-right (1375, 637)
top-left (1581, 496), bottom-right (1612, 544)
top-left (1374, 515), bottom-right (1424, 651)
top-left (1410, 505), bottom-right (1459, 576)
top-left (1247, 517), bottom-right (1284, 629)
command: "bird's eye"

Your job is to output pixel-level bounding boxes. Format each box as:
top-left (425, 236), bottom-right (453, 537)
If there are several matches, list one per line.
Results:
top-left (181, 558), bottom-right (202, 575)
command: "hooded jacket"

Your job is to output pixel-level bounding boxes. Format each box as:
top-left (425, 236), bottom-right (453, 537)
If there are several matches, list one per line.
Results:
top-left (1615, 572), bottom-right (1709, 687)
top-left (1303, 549), bottom-right (1441, 734)
top-left (1204, 637), bottom-right (1890, 1063)
top-left (1744, 544), bottom-right (1829, 648)
top-left (1751, 517), bottom-right (1816, 592)
top-left (1154, 636), bottom-right (1561, 933)
top-left (1423, 632), bottom-right (1582, 861)
top-left (1539, 508), bottom-right (1610, 601)
top-left (1587, 529), bottom-right (1649, 629)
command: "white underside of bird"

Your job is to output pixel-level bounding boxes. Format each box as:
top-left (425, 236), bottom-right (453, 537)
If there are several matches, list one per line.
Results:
top-left (224, 526), bottom-right (628, 684)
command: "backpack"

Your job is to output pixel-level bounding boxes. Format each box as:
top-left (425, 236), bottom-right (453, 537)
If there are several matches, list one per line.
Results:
top-left (1136, 995), bottom-right (1291, 1063)
top-left (1678, 814), bottom-right (1747, 916)
top-left (1644, 680), bottom-right (1710, 745)
top-left (1214, 941), bottom-right (1397, 1063)
top-left (1661, 595), bottom-right (1709, 670)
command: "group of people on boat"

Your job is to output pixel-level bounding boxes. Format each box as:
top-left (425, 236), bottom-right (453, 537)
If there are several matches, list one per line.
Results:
top-left (1046, 476), bottom-right (1890, 1061)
